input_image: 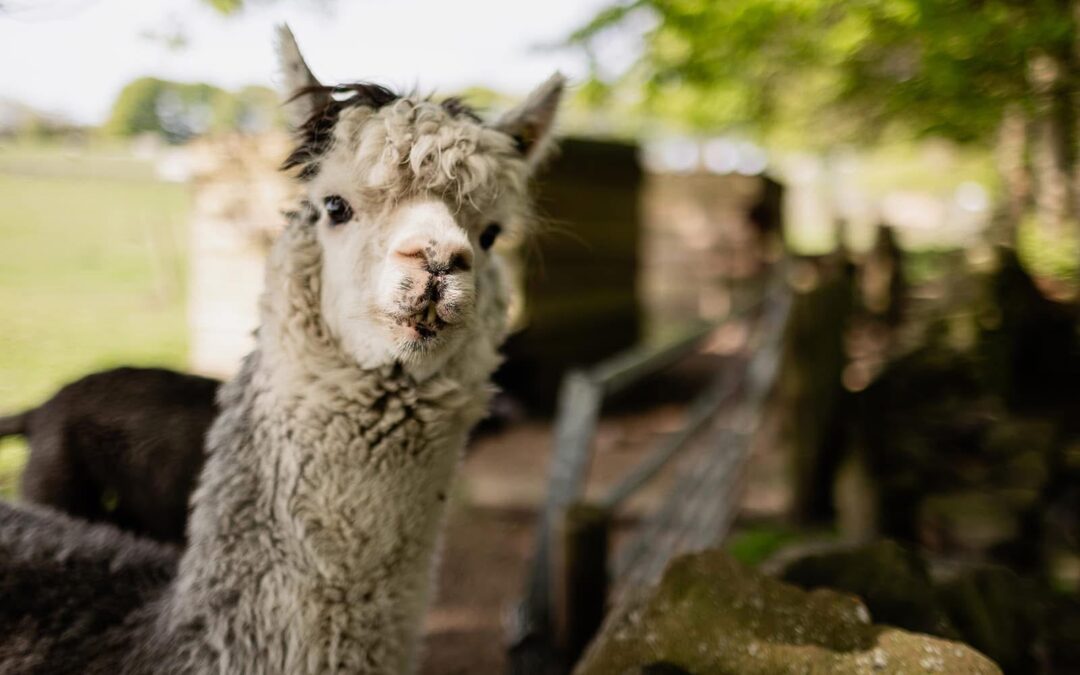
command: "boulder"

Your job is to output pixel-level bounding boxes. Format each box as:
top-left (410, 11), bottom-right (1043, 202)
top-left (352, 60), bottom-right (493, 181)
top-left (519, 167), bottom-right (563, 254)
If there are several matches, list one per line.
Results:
top-left (776, 540), bottom-right (958, 639)
top-left (575, 549), bottom-right (1000, 675)
top-left (769, 540), bottom-right (1068, 673)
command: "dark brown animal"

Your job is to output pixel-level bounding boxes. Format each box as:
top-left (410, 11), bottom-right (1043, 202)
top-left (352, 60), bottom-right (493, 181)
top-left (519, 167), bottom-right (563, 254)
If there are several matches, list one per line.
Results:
top-left (0, 367), bottom-right (219, 542)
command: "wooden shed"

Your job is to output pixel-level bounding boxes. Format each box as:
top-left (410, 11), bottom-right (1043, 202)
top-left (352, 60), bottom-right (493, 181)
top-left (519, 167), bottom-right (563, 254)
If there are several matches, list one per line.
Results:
top-left (496, 138), bottom-right (644, 409)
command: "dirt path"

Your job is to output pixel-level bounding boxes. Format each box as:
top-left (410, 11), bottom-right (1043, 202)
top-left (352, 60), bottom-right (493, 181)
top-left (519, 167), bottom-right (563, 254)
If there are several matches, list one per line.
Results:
top-left (419, 403), bottom-right (693, 674)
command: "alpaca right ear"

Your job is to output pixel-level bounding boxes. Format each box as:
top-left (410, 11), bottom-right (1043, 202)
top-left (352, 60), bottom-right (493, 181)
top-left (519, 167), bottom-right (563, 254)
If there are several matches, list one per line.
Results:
top-left (276, 24), bottom-right (329, 129)
top-left (495, 73), bottom-right (565, 171)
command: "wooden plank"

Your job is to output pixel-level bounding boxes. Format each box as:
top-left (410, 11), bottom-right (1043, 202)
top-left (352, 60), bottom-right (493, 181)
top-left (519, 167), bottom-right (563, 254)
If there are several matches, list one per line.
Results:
top-left (510, 372), bottom-right (604, 674)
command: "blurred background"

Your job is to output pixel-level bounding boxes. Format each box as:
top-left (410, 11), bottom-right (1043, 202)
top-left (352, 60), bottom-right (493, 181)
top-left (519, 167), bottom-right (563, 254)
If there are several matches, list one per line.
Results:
top-left (1, 0), bottom-right (1078, 673)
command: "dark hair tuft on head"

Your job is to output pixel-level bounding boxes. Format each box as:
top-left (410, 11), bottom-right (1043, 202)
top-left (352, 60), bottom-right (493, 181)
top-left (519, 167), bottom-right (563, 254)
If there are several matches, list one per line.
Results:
top-left (281, 83), bottom-right (402, 180)
top-left (440, 97), bottom-right (481, 122)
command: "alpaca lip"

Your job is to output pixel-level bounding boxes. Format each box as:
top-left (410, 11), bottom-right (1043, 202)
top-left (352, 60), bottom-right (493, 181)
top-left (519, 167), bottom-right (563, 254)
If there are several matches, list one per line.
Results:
top-left (394, 313), bottom-right (448, 343)
top-left (399, 320), bottom-right (447, 348)
top-left (391, 299), bottom-right (459, 343)
top-left (412, 322), bottom-right (438, 340)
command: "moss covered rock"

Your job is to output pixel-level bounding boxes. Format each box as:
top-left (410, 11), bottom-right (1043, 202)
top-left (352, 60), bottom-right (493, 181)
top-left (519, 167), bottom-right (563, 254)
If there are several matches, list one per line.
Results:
top-left (777, 540), bottom-right (958, 639)
top-left (575, 549), bottom-right (1000, 675)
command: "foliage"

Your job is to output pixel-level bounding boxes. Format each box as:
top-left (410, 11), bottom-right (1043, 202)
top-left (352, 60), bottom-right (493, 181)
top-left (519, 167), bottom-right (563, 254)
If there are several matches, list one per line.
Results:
top-left (199, 0), bottom-right (335, 15)
top-left (1017, 213), bottom-right (1080, 285)
top-left (569, 0), bottom-right (1071, 145)
top-left (213, 85), bottom-right (284, 134)
top-left (204, 0), bottom-right (243, 13)
top-left (105, 78), bottom-right (282, 142)
top-left (106, 77), bottom-right (219, 142)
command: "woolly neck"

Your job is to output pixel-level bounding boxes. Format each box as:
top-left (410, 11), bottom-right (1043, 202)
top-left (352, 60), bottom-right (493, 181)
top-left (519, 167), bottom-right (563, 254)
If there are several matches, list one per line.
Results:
top-left (150, 213), bottom-right (495, 674)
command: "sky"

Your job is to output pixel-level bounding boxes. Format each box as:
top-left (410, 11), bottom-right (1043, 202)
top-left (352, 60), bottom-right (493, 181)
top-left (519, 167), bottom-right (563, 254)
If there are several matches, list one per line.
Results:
top-left (0, 0), bottom-right (614, 125)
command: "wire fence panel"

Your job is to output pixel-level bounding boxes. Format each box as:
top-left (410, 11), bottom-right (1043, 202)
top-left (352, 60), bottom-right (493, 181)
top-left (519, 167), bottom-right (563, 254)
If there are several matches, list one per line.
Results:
top-left (614, 283), bottom-right (790, 593)
top-left (508, 265), bottom-right (791, 675)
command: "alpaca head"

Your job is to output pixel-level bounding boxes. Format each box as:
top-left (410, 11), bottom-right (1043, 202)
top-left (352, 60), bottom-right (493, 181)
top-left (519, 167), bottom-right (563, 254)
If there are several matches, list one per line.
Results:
top-left (275, 26), bottom-right (562, 378)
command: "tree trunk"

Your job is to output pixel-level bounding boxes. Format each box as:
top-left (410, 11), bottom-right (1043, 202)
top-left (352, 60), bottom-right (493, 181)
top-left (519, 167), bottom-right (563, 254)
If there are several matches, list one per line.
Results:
top-left (993, 104), bottom-right (1030, 244)
top-left (1027, 51), bottom-right (1075, 238)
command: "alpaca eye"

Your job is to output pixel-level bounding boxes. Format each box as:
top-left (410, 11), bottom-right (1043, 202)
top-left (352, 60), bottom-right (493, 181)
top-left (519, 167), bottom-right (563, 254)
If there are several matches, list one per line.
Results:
top-left (323, 195), bottom-right (353, 225)
top-left (479, 222), bottom-right (502, 250)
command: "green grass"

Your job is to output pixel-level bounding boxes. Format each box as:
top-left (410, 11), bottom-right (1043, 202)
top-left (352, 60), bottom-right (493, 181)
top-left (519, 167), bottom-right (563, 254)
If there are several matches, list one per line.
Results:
top-left (0, 141), bottom-right (190, 497)
top-left (725, 525), bottom-right (802, 568)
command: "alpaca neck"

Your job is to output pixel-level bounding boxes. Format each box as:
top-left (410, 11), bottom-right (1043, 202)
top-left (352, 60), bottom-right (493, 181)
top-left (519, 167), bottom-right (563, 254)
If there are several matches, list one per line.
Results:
top-left (153, 217), bottom-right (496, 674)
top-left (165, 339), bottom-right (481, 674)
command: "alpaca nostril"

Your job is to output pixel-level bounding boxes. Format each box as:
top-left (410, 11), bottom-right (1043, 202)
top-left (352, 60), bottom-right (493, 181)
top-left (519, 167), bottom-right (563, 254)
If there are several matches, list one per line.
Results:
top-left (447, 251), bottom-right (472, 273)
top-left (394, 245), bottom-right (427, 265)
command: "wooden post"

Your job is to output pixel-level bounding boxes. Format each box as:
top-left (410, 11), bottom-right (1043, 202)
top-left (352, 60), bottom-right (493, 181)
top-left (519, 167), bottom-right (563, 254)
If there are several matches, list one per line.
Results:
top-left (780, 256), bottom-right (854, 524)
top-left (553, 502), bottom-right (611, 666)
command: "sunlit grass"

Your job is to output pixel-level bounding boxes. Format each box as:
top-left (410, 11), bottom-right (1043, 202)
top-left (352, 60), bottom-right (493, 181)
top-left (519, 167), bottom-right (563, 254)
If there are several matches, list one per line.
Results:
top-left (0, 143), bottom-right (190, 498)
top-left (725, 524), bottom-right (801, 568)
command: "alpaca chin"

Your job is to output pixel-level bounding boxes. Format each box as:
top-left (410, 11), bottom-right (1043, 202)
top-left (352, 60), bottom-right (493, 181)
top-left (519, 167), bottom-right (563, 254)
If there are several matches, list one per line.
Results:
top-left (392, 322), bottom-right (468, 376)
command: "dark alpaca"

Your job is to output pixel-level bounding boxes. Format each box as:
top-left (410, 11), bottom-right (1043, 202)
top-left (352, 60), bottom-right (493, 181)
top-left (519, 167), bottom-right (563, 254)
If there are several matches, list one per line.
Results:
top-left (0, 501), bottom-right (178, 675)
top-left (0, 367), bottom-right (219, 543)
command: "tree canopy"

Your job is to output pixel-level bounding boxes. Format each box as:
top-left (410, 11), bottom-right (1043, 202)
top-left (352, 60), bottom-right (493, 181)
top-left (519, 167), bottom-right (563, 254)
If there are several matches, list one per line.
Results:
top-left (105, 78), bottom-right (282, 142)
top-left (570, 0), bottom-right (1071, 146)
top-left (573, 0), bottom-right (1080, 257)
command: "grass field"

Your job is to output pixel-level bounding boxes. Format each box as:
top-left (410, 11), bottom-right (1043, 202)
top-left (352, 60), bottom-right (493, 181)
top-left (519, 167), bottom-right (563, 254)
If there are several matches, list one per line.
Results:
top-left (0, 140), bottom-right (191, 497)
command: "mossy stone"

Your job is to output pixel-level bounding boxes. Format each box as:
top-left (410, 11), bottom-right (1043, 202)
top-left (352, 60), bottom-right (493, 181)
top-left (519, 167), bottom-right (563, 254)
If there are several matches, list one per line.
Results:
top-left (778, 540), bottom-right (958, 639)
top-left (575, 549), bottom-right (1000, 675)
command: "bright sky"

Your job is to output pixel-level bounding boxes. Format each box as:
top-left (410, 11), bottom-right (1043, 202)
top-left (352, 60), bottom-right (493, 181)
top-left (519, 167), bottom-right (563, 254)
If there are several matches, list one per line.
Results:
top-left (0, 0), bottom-right (613, 125)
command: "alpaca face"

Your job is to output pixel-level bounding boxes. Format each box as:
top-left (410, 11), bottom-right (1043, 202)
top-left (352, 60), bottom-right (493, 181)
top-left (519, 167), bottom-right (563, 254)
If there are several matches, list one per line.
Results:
top-left (308, 152), bottom-right (512, 373)
top-left (277, 29), bottom-right (563, 375)
top-left (302, 99), bottom-right (528, 373)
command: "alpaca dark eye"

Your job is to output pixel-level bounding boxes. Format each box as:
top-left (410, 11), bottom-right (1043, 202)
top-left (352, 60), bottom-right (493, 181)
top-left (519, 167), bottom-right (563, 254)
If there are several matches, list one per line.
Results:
top-left (479, 222), bottom-right (502, 250)
top-left (323, 195), bottom-right (353, 225)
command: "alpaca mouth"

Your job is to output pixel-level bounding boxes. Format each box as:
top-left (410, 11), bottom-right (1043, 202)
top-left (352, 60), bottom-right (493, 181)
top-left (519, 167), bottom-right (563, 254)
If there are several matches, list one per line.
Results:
top-left (391, 303), bottom-right (455, 344)
top-left (407, 320), bottom-right (443, 341)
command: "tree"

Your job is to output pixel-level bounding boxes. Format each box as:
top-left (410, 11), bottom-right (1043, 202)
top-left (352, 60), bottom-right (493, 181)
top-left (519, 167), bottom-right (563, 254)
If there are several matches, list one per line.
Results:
top-left (199, 0), bottom-right (334, 15)
top-left (570, 0), bottom-right (1080, 250)
top-left (106, 78), bottom-right (222, 142)
top-left (210, 85), bottom-right (283, 135)
top-left (105, 78), bottom-right (282, 142)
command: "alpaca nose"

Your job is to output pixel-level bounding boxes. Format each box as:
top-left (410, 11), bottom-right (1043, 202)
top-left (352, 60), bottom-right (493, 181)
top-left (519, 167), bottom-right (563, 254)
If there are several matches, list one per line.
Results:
top-left (393, 236), bottom-right (473, 275)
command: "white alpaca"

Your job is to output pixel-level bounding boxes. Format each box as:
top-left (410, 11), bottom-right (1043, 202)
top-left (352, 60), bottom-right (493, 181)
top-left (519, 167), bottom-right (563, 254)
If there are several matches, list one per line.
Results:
top-left (0, 26), bottom-right (563, 675)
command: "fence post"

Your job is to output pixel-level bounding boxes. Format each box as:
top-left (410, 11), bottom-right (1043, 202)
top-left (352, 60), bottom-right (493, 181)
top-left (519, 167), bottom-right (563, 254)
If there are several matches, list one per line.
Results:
top-left (781, 257), bottom-right (854, 524)
top-left (553, 502), bottom-right (611, 666)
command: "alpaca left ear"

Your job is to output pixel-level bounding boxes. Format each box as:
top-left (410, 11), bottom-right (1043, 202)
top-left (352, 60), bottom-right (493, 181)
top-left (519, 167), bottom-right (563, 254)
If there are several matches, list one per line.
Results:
top-left (276, 24), bottom-right (329, 129)
top-left (495, 73), bottom-right (565, 170)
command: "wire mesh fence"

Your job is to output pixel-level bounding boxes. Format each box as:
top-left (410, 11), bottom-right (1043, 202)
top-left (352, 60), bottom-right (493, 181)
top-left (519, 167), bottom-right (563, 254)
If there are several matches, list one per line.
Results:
top-left (507, 265), bottom-right (791, 674)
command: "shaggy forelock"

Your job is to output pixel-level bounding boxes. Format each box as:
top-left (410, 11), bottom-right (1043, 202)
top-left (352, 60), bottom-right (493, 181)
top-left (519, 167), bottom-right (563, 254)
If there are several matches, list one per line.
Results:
top-left (281, 83), bottom-right (402, 180)
top-left (283, 84), bottom-right (528, 214)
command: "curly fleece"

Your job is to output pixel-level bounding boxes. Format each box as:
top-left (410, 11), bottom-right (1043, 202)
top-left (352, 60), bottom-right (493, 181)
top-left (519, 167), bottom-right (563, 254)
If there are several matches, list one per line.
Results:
top-left (0, 133), bottom-right (519, 675)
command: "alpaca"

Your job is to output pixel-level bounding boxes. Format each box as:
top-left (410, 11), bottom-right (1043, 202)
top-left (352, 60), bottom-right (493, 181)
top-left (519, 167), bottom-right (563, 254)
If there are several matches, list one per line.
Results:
top-left (0, 25), bottom-right (563, 675)
top-left (0, 367), bottom-right (218, 543)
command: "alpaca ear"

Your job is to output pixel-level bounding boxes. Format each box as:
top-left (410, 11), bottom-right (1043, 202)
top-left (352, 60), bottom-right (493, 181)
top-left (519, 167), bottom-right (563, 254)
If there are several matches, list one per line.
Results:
top-left (276, 24), bottom-right (329, 129)
top-left (495, 73), bottom-right (565, 169)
